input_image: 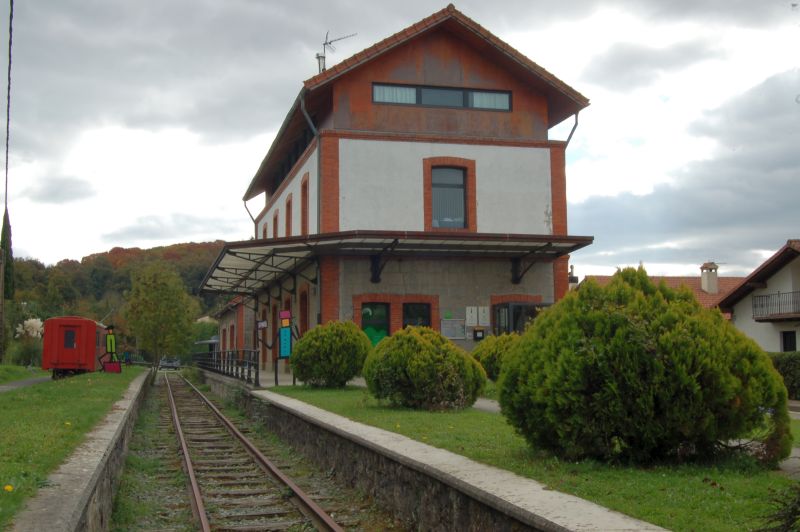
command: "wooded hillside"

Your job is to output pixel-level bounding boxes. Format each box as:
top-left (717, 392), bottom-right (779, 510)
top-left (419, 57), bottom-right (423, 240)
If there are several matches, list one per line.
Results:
top-left (11, 241), bottom-right (225, 329)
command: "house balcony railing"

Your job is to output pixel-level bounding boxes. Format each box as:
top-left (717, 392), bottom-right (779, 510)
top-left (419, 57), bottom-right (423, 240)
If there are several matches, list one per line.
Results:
top-left (752, 291), bottom-right (800, 322)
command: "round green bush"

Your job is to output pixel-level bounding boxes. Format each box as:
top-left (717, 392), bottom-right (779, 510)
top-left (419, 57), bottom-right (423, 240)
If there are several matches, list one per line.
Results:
top-left (363, 326), bottom-right (486, 410)
top-left (291, 321), bottom-right (371, 387)
top-left (499, 267), bottom-right (791, 464)
top-left (471, 333), bottom-right (519, 381)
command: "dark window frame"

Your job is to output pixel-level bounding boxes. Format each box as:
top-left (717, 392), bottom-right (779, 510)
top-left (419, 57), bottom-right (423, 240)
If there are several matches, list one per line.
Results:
top-left (372, 82), bottom-right (512, 112)
top-left (64, 329), bottom-right (76, 349)
top-left (782, 330), bottom-right (797, 352)
top-left (431, 166), bottom-right (466, 229)
top-left (402, 303), bottom-right (432, 328)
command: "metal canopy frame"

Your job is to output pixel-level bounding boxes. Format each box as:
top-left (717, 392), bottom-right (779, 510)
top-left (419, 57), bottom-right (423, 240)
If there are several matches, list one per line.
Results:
top-left (200, 230), bottom-right (593, 296)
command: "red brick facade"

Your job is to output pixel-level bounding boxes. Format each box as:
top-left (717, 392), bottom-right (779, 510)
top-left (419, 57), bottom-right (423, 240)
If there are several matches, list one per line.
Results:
top-left (353, 293), bottom-right (440, 335)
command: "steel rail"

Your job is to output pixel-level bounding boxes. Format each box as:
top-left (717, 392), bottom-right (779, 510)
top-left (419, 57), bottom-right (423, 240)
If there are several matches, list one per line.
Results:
top-left (179, 374), bottom-right (344, 532)
top-left (164, 374), bottom-right (212, 532)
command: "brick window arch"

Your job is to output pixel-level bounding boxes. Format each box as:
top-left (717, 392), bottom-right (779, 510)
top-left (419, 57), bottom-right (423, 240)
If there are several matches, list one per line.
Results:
top-left (423, 157), bottom-right (477, 232)
top-left (285, 193), bottom-right (293, 237)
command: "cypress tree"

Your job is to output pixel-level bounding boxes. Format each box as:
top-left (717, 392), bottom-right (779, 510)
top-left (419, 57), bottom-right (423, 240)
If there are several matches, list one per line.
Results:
top-left (1, 209), bottom-right (12, 299)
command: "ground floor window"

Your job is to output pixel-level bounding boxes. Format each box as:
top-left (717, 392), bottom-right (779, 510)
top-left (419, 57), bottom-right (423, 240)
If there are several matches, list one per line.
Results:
top-left (782, 330), bottom-right (797, 352)
top-left (403, 303), bottom-right (431, 328)
top-left (493, 303), bottom-right (539, 335)
top-left (362, 303), bottom-right (390, 345)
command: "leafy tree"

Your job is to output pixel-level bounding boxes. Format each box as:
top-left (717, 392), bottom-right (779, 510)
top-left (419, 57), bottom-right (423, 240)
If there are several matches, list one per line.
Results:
top-left (87, 256), bottom-right (114, 300)
top-left (45, 269), bottom-right (78, 317)
top-left (125, 262), bottom-right (199, 365)
top-left (499, 266), bottom-right (791, 465)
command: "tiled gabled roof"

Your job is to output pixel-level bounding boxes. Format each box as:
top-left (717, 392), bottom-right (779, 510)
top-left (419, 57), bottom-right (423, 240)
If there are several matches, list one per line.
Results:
top-left (717, 239), bottom-right (800, 311)
top-left (584, 275), bottom-right (745, 309)
top-left (304, 4), bottom-right (589, 119)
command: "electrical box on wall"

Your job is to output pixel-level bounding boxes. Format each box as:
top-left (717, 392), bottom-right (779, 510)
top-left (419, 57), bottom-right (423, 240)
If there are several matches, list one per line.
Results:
top-left (478, 306), bottom-right (490, 326)
top-left (465, 306), bottom-right (478, 327)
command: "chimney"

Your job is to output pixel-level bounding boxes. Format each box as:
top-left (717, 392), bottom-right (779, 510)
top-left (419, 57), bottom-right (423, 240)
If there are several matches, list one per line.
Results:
top-left (700, 262), bottom-right (719, 294)
top-left (316, 52), bottom-right (326, 73)
top-left (568, 264), bottom-right (579, 291)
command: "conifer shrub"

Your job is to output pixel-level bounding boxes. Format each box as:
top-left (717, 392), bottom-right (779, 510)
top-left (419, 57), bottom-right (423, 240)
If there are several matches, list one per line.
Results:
top-left (363, 326), bottom-right (485, 410)
top-left (471, 332), bottom-right (520, 381)
top-left (769, 352), bottom-right (800, 400)
top-left (499, 267), bottom-right (791, 465)
top-left (291, 321), bottom-right (371, 387)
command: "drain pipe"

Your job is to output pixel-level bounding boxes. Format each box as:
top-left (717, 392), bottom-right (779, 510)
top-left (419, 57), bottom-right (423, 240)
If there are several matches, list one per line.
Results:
top-left (565, 111), bottom-right (580, 148)
top-left (298, 88), bottom-right (320, 234)
top-left (243, 200), bottom-right (257, 238)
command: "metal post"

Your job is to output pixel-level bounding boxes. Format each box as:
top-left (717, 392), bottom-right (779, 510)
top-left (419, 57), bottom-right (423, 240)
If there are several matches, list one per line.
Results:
top-left (254, 348), bottom-right (260, 388)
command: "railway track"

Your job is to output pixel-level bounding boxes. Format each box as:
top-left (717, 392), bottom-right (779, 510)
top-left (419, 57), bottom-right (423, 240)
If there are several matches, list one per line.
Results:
top-left (164, 372), bottom-right (344, 531)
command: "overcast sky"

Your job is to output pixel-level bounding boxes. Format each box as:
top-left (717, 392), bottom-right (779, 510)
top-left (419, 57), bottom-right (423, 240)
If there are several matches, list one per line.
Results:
top-left (3, 1), bottom-right (799, 277)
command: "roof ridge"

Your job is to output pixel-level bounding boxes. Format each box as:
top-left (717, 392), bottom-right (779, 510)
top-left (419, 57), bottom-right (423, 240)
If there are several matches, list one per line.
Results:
top-left (302, 4), bottom-right (588, 107)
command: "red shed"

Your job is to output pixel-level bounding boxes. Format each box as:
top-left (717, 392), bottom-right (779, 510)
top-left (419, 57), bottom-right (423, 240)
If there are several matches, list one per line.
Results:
top-left (42, 316), bottom-right (105, 377)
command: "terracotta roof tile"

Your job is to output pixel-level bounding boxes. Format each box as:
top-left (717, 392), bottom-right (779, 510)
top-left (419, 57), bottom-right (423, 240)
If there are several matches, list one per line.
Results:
top-left (584, 275), bottom-right (745, 309)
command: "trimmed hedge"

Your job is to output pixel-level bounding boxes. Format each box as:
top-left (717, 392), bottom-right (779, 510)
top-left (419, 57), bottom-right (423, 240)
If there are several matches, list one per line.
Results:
top-left (770, 352), bottom-right (800, 400)
top-left (291, 321), bottom-right (371, 387)
top-left (471, 333), bottom-right (519, 381)
top-left (499, 267), bottom-right (791, 465)
top-left (363, 326), bottom-right (486, 410)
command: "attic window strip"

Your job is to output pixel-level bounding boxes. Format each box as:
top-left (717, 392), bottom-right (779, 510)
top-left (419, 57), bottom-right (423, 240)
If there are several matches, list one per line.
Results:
top-left (372, 83), bottom-right (511, 111)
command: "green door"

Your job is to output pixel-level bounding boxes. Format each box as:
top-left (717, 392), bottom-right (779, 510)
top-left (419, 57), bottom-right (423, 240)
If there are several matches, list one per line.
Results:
top-left (362, 303), bottom-right (390, 346)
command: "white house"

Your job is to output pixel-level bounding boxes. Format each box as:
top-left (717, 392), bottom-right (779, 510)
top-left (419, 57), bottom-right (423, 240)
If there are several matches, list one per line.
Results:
top-left (717, 240), bottom-right (800, 352)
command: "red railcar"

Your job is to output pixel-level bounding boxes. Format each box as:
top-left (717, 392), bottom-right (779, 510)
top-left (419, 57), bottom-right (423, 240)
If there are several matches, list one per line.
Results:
top-left (42, 316), bottom-right (106, 378)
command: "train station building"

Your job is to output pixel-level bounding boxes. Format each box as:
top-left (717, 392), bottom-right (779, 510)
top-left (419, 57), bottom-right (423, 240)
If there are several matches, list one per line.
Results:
top-left (201, 5), bottom-right (593, 367)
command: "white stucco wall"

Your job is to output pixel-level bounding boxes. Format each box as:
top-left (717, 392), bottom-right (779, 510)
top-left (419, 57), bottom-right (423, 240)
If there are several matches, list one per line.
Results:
top-left (256, 147), bottom-right (318, 238)
top-left (338, 139), bottom-right (553, 234)
top-left (730, 256), bottom-right (800, 352)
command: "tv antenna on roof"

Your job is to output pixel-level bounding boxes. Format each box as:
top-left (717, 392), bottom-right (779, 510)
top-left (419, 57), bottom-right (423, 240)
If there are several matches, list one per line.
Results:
top-left (316, 31), bottom-right (357, 74)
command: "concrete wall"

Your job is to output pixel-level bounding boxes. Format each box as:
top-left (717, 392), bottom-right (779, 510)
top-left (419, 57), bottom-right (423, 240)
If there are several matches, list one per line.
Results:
top-left (337, 256), bottom-right (553, 349)
top-left (12, 370), bottom-right (151, 532)
top-left (201, 370), bottom-right (663, 532)
top-left (338, 139), bottom-right (552, 234)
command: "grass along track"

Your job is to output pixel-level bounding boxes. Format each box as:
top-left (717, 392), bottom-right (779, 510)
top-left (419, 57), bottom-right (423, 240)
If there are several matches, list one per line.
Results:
top-left (113, 372), bottom-right (405, 531)
top-left (272, 385), bottom-right (795, 532)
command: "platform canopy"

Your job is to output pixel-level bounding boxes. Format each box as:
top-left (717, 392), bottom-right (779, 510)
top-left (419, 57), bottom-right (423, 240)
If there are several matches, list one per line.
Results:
top-left (200, 230), bottom-right (593, 296)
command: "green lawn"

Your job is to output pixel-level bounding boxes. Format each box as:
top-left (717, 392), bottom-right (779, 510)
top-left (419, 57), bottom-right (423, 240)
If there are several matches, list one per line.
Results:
top-left (272, 385), bottom-right (793, 532)
top-left (0, 368), bottom-right (145, 529)
top-left (792, 418), bottom-right (800, 447)
top-left (0, 365), bottom-right (50, 385)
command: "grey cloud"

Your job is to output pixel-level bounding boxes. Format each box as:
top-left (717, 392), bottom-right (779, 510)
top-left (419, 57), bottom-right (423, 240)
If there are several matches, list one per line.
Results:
top-left (22, 176), bottom-right (96, 204)
top-left (571, 69), bottom-right (800, 274)
top-left (102, 213), bottom-right (242, 242)
top-left (9, 0), bottom-right (787, 162)
top-left (582, 40), bottom-right (725, 90)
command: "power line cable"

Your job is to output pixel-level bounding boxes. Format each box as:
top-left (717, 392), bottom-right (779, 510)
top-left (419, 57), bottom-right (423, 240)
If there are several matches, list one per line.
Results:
top-left (4, 0), bottom-right (11, 208)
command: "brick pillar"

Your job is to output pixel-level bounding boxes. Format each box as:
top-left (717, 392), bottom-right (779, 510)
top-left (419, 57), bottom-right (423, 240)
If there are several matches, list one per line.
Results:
top-left (319, 256), bottom-right (340, 323)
